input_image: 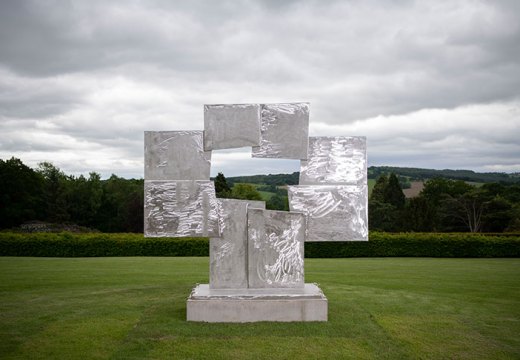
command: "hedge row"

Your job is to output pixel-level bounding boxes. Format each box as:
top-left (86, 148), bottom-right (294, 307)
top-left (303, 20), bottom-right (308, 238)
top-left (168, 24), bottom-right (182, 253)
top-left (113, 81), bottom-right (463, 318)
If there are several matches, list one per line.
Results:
top-left (0, 233), bottom-right (208, 257)
top-left (0, 232), bottom-right (519, 258)
top-left (305, 232), bottom-right (520, 258)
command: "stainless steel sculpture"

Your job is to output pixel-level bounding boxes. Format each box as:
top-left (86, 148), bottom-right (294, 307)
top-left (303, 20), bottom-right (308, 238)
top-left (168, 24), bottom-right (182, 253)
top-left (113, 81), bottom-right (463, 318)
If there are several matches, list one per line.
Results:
top-left (247, 209), bottom-right (305, 288)
top-left (145, 131), bottom-right (211, 180)
top-left (252, 103), bottom-right (309, 160)
top-left (210, 199), bottom-right (265, 289)
top-left (144, 180), bottom-right (220, 237)
top-left (204, 104), bottom-right (261, 150)
top-left (299, 136), bottom-right (367, 186)
top-left (288, 184), bottom-right (368, 241)
top-left (144, 101), bottom-right (368, 322)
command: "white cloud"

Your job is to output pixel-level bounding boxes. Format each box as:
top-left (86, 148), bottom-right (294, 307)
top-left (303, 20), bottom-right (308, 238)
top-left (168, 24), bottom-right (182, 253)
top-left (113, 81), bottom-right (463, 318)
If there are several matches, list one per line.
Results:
top-left (0, 0), bottom-right (519, 178)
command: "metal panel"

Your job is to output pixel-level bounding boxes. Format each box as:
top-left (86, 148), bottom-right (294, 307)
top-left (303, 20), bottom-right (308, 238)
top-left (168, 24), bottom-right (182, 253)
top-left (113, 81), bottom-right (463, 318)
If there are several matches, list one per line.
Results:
top-left (204, 104), bottom-right (261, 151)
top-left (144, 180), bottom-right (220, 237)
top-left (288, 185), bottom-right (368, 241)
top-left (299, 136), bottom-right (367, 186)
top-left (144, 131), bottom-right (211, 180)
top-left (252, 103), bottom-right (309, 160)
top-left (248, 209), bottom-right (305, 288)
top-left (210, 199), bottom-right (265, 289)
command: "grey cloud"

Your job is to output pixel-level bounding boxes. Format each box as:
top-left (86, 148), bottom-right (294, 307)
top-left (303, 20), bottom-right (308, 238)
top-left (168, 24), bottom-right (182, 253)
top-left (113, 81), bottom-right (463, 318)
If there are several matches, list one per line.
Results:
top-left (0, 0), bottom-right (519, 176)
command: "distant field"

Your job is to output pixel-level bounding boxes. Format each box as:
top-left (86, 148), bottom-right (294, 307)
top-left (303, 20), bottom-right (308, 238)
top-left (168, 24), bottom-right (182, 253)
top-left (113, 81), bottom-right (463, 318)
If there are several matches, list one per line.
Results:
top-left (232, 183), bottom-right (278, 201)
top-left (368, 178), bottom-right (375, 196)
top-left (1, 257), bottom-right (518, 359)
top-left (403, 181), bottom-right (424, 198)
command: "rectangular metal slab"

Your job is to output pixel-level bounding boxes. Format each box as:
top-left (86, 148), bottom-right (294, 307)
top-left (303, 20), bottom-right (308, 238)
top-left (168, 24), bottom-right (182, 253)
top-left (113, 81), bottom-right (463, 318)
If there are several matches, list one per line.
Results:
top-left (248, 208), bottom-right (305, 288)
top-left (210, 199), bottom-right (265, 289)
top-left (288, 185), bottom-right (368, 241)
top-left (144, 131), bottom-right (211, 180)
top-left (252, 103), bottom-right (309, 160)
top-left (204, 104), bottom-right (261, 151)
top-left (144, 180), bottom-right (219, 237)
top-left (299, 136), bottom-right (367, 186)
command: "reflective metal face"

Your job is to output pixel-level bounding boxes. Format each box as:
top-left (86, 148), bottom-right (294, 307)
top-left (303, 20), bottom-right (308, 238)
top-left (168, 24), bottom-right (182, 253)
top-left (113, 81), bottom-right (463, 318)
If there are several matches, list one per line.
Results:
top-left (299, 136), bottom-right (367, 186)
top-left (247, 208), bottom-right (305, 288)
top-left (288, 185), bottom-right (368, 241)
top-left (204, 104), bottom-right (261, 151)
top-left (252, 103), bottom-right (309, 160)
top-left (144, 180), bottom-right (220, 237)
top-left (210, 199), bottom-right (265, 289)
top-left (144, 131), bottom-right (211, 180)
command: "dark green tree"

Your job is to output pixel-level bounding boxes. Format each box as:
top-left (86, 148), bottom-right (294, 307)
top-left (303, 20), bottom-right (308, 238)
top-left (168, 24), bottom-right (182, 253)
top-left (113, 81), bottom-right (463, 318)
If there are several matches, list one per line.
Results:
top-left (214, 172), bottom-right (231, 198)
top-left (0, 157), bottom-right (44, 228)
top-left (67, 172), bottom-right (103, 227)
top-left (266, 194), bottom-right (289, 211)
top-left (402, 196), bottom-right (436, 232)
top-left (37, 162), bottom-right (70, 223)
top-left (481, 195), bottom-right (513, 232)
top-left (95, 175), bottom-right (143, 232)
top-left (368, 200), bottom-right (398, 231)
top-left (370, 175), bottom-right (388, 202)
top-left (384, 173), bottom-right (405, 209)
top-left (369, 173), bottom-right (405, 231)
top-left (230, 183), bottom-right (262, 201)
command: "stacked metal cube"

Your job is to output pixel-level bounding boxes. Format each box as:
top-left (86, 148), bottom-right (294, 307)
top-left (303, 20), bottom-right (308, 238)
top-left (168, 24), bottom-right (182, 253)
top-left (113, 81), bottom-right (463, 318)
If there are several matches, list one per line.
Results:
top-left (144, 103), bottom-right (368, 290)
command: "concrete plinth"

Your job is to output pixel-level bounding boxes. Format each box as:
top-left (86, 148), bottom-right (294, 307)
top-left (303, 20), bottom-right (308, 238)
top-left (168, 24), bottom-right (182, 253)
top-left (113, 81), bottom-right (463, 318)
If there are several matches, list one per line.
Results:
top-left (186, 283), bottom-right (328, 322)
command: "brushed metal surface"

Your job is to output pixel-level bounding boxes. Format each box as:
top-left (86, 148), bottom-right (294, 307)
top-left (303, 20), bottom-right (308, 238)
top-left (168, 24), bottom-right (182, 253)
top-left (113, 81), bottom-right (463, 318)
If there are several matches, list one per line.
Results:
top-left (299, 136), bottom-right (367, 186)
top-left (288, 184), bottom-right (368, 241)
top-left (144, 131), bottom-right (211, 180)
top-left (210, 199), bottom-right (265, 289)
top-left (204, 104), bottom-right (261, 151)
top-left (252, 103), bottom-right (309, 160)
top-left (144, 180), bottom-right (220, 237)
top-left (248, 208), bottom-right (305, 288)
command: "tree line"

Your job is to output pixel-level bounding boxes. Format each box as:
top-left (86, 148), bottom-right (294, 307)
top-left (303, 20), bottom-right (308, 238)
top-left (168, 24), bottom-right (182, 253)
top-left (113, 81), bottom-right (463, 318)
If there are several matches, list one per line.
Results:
top-left (0, 157), bottom-right (143, 232)
top-left (2, 157), bottom-right (519, 233)
top-left (370, 173), bottom-right (520, 232)
top-left (368, 166), bottom-right (520, 184)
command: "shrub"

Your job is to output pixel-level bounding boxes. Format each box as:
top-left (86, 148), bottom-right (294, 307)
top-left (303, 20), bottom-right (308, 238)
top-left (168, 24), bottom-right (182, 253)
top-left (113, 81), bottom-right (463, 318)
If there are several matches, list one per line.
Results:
top-left (0, 232), bottom-right (519, 258)
top-left (305, 232), bottom-right (520, 258)
top-left (0, 232), bottom-right (208, 257)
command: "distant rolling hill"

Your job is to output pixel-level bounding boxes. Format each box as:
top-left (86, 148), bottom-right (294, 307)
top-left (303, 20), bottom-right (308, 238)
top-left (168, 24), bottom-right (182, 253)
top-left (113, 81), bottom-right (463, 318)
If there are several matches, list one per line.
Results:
top-left (222, 166), bottom-right (519, 200)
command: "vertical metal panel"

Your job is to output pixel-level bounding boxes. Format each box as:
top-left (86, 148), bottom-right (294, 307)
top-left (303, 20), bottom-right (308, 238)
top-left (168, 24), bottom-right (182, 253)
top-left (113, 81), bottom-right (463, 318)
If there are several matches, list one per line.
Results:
top-left (204, 104), bottom-right (261, 151)
top-left (299, 136), bottom-right (367, 186)
top-left (288, 185), bottom-right (368, 241)
top-left (144, 180), bottom-right (220, 237)
top-left (248, 209), bottom-right (305, 288)
top-left (144, 131), bottom-right (211, 180)
top-left (252, 103), bottom-right (309, 160)
top-left (210, 199), bottom-right (265, 289)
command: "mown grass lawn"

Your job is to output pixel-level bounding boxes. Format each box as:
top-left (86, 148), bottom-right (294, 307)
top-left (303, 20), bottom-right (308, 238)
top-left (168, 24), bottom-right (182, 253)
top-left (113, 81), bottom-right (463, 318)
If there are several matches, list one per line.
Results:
top-left (0, 257), bottom-right (519, 359)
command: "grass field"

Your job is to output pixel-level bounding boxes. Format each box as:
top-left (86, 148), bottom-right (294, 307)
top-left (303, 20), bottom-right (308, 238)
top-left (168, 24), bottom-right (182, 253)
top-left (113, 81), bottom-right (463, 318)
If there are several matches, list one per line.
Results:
top-left (1, 257), bottom-right (519, 359)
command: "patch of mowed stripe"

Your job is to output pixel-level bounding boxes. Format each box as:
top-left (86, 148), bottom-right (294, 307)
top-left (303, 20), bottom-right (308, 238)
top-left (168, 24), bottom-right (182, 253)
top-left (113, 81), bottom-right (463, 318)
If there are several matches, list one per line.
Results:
top-left (0, 257), bottom-right (519, 359)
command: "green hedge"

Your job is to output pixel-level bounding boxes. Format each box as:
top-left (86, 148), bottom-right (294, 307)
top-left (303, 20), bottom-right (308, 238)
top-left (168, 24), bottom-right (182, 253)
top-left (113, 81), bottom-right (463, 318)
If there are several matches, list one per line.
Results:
top-left (305, 232), bottom-right (520, 258)
top-left (0, 232), bottom-right (519, 257)
top-left (0, 233), bottom-right (208, 257)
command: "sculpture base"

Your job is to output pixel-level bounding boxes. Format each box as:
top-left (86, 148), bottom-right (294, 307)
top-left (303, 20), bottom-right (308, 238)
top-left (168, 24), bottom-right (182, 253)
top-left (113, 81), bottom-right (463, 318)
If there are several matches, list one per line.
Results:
top-left (186, 283), bottom-right (328, 322)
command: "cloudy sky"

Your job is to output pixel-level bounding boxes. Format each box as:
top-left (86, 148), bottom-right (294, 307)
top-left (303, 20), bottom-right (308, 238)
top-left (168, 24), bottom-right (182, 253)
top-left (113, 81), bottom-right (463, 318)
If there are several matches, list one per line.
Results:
top-left (0, 0), bottom-right (519, 178)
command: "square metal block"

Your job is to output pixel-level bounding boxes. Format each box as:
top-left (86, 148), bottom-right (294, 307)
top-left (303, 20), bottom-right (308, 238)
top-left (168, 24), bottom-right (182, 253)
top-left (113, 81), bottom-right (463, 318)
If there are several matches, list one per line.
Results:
top-left (144, 180), bottom-right (219, 237)
top-left (252, 103), bottom-right (309, 160)
top-left (299, 136), bottom-right (367, 186)
top-left (210, 199), bottom-right (265, 289)
top-left (144, 131), bottom-right (211, 180)
top-left (288, 185), bottom-right (368, 241)
top-left (248, 209), bottom-right (305, 288)
top-left (204, 104), bottom-right (261, 151)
